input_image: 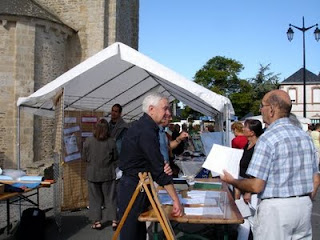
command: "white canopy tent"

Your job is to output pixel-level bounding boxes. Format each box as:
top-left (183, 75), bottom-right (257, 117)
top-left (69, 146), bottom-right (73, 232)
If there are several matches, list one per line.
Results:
top-left (16, 42), bottom-right (235, 213)
top-left (17, 42), bottom-right (234, 123)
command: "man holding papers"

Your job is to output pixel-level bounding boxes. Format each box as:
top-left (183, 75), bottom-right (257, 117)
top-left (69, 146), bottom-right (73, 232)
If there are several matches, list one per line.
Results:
top-left (221, 90), bottom-right (320, 240)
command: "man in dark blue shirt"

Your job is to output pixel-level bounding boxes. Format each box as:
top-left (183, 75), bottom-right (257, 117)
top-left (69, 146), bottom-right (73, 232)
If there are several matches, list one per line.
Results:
top-left (118, 92), bottom-right (183, 240)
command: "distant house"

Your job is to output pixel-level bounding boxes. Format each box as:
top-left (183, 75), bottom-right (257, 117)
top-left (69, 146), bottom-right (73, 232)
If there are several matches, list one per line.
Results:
top-left (279, 68), bottom-right (320, 124)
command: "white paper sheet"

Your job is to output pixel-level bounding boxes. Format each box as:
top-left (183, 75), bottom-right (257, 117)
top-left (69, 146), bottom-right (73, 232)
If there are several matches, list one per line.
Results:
top-left (64, 135), bottom-right (78, 154)
top-left (81, 132), bottom-right (93, 137)
top-left (158, 193), bottom-right (182, 205)
top-left (184, 207), bottom-right (223, 216)
top-left (64, 152), bottom-right (81, 162)
top-left (17, 176), bottom-right (43, 182)
top-left (64, 117), bottom-right (77, 123)
top-left (81, 117), bottom-right (98, 123)
top-left (235, 197), bottom-right (255, 218)
top-left (64, 126), bottom-right (80, 135)
top-left (187, 190), bottom-right (221, 198)
top-left (182, 198), bottom-right (217, 205)
top-left (202, 144), bottom-right (243, 179)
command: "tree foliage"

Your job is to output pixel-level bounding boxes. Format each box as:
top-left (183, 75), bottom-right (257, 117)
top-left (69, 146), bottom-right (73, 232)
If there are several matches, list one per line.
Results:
top-left (245, 63), bottom-right (280, 115)
top-left (229, 80), bottom-right (256, 118)
top-left (180, 58), bottom-right (280, 119)
top-left (193, 56), bottom-right (244, 96)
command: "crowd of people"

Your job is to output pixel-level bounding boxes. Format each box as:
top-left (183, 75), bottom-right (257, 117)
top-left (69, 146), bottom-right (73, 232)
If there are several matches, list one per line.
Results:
top-left (82, 90), bottom-right (320, 240)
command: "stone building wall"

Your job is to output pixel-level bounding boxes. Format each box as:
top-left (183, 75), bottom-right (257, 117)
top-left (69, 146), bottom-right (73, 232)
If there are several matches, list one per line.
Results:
top-left (32, 24), bottom-right (69, 165)
top-left (15, 20), bottom-right (36, 169)
top-left (0, 19), bottom-right (36, 168)
top-left (0, 20), bottom-right (17, 168)
top-left (0, 0), bottom-right (139, 169)
top-left (0, 17), bottom-right (73, 169)
top-left (34, 0), bottom-right (139, 59)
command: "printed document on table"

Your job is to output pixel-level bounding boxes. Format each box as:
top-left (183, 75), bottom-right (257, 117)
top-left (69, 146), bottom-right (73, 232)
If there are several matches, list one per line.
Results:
top-left (202, 144), bottom-right (243, 179)
top-left (184, 207), bottom-right (224, 216)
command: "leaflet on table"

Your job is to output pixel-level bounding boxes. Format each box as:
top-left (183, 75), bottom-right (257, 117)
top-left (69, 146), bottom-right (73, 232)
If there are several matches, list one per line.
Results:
top-left (202, 144), bottom-right (243, 179)
top-left (184, 207), bottom-right (224, 216)
top-left (158, 193), bottom-right (183, 205)
top-left (158, 190), bottom-right (218, 205)
top-left (187, 190), bottom-right (221, 198)
top-left (183, 197), bottom-right (217, 205)
top-left (17, 176), bottom-right (44, 182)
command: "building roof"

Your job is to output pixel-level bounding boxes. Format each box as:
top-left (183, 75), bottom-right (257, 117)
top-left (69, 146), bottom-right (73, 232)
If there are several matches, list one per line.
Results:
top-left (0, 0), bottom-right (64, 24)
top-left (281, 68), bottom-right (320, 85)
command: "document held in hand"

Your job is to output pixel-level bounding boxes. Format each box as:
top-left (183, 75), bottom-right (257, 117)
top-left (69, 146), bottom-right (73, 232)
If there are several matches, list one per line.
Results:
top-left (202, 144), bottom-right (244, 179)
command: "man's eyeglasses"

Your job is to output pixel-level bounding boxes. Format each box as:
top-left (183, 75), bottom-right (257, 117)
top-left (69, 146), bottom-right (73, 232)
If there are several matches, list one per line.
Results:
top-left (259, 103), bottom-right (270, 109)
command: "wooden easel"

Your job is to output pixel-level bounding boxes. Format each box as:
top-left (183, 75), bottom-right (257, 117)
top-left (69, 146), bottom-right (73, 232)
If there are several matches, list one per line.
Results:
top-left (112, 172), bottom-right (175, 240)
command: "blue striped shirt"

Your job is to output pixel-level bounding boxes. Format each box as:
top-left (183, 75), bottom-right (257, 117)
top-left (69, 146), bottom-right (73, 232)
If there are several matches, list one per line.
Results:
top-left (158, 126), bottom-right (169, 162)
top-left (247, 118), bottom-right (318, 199)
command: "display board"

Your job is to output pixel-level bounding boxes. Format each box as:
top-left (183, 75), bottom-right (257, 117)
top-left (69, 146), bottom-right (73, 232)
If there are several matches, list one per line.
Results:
top-left (61, 110), bottom-right (104, 210)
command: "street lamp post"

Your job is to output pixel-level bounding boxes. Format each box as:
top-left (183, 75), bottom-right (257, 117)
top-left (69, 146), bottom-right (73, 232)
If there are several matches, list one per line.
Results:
top-left (287, 16), bottom-right (320, 118)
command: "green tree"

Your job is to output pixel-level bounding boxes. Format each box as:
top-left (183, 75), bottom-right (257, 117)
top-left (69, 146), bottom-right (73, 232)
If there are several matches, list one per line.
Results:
top-left (229, 80), bottom-right (255, 118)
top-left (193, 56), bottom-right (244, 96)
top-left (228, 63), bottom-right (280, 117)
top-left (248, 64), bottom-right (280, 114)
top-left (181, 60), bottom-right (280, 120)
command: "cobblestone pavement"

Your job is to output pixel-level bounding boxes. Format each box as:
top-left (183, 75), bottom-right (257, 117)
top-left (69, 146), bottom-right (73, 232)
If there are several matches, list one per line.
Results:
top-left (1, 186), bottom-right (320, 240)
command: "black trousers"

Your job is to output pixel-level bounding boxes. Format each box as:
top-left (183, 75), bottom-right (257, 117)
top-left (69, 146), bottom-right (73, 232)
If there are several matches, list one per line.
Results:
top-left (118, 175), bottom-right (150, 240)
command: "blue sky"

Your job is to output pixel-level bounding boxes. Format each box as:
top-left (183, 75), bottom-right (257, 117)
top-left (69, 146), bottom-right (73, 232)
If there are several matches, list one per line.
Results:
top-left (139, 0), bottom-right (319, 82)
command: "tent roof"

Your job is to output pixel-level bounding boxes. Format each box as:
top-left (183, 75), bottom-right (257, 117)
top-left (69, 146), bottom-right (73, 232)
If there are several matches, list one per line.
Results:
top-left (17, 42), bottom-right (234, 121)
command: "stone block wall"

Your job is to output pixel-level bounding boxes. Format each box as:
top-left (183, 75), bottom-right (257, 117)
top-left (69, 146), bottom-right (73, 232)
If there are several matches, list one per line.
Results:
top-left (0, 19), bottom-right (36, 168)
top-left (0, 17), bottom-right (73, 169)
top-left (34, 0), bottom-right (139, 57)
top-left (32, 24), bottom-right (69, 165)
top-left (0, 20), bottom-right (16, 168)
top-left (0, 0), bottom-right (139, 170)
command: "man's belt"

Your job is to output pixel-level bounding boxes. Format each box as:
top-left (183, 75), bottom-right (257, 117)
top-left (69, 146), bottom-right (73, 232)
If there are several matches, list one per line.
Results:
top-left (262, 193), bottom-right (310, 200)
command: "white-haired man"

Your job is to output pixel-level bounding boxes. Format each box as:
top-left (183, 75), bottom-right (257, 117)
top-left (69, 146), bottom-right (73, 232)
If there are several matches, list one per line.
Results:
top-left (118, 92), bottom-right (183, 240)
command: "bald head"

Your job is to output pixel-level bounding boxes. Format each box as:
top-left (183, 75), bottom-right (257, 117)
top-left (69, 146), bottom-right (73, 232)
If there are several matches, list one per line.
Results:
top-left (263, 90), bottom-right (292, 118)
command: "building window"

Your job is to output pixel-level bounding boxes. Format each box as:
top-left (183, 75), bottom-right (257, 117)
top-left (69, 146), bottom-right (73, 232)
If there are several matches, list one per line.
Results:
top-left (288, 88), bottom-right (297, 103)
top-left (313, 88), bottom-right (320, 103)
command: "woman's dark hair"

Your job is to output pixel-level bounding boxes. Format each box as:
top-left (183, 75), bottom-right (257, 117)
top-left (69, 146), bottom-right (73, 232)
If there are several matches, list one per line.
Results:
top-left (94, 118), bottom-right (109, 141)
top-left (244, 119), bottom-right (263, 137)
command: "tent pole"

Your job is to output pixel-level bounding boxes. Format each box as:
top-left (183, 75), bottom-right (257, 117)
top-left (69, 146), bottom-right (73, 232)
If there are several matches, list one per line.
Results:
top-left (224, 103), bottom-right (231, 147)
top-left (17, 106), bottom-right (21, 169)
